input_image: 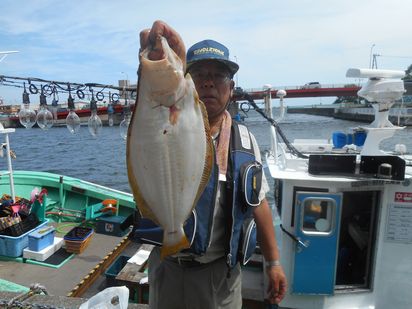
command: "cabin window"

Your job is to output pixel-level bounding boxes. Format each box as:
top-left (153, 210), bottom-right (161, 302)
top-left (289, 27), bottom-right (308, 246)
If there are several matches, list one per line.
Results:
top-left (301, 198), bottom-right (335, 234)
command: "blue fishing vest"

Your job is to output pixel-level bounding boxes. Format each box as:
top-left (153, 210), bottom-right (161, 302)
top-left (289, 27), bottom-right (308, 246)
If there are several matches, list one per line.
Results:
top-left (131, 122), bottom-right (263, 268)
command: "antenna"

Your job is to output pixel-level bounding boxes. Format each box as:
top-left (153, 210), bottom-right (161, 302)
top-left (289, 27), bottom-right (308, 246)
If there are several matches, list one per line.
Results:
top-left (346, 68), bottom-right (406, 155)
top-left (346, 68), bottom-right (405, 127)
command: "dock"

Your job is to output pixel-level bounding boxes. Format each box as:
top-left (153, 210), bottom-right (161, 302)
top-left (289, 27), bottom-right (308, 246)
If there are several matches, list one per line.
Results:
top-left (287, 104), bottom-right (412, 126)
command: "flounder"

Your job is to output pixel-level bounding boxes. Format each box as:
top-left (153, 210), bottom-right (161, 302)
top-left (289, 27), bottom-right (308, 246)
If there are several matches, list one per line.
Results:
top-left (127, 36), bottom-right (213, 258)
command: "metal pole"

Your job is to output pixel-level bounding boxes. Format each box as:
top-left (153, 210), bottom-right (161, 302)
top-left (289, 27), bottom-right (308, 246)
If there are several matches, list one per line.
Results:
top-left (369, 44), bottom-right (375, 69)
top-left (4, 133), bottom-right (15, 202)
top-left (263, 85), bottom-right (273, 118)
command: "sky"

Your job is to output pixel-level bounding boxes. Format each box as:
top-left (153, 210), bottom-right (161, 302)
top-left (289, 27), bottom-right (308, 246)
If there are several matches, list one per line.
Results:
top-left (1, 0), bottom-right (412, 106)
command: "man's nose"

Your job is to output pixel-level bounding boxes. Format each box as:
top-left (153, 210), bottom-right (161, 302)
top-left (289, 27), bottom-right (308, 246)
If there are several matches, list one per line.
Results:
top-left (200, 73), bottom-right (215, 87)
top-left (203, 72), bottom-right (215, 87)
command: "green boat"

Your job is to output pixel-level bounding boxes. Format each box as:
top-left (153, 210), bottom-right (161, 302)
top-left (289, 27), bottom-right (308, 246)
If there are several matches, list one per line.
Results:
top-left (0, 127), bottom-right (150, 308)
top-left (0, 170), bottom-right (136, 221)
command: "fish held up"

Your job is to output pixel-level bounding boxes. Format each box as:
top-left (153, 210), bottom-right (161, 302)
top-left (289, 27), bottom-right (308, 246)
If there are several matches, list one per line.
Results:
top-left (127, 36), bottom-right (214, 258)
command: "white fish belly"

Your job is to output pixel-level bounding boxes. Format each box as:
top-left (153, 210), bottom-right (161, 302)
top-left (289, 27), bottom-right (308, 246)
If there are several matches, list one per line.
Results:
top-left (129, 85), bottom-right (206, 242)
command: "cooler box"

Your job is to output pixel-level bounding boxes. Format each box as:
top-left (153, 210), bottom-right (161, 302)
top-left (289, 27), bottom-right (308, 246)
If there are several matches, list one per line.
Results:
top-left (96, 215), bottom-right (133, 237)
top-left (23, 236), bottom-right (64, 261)
top-left (28, 226), bottom-right (55, 252)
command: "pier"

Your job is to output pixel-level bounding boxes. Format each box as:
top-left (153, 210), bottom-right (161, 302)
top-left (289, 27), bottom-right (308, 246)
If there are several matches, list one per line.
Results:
top-left (245, 81), bottom-right (412, 126)
top-left (286, 104), bottom-right (412, 126)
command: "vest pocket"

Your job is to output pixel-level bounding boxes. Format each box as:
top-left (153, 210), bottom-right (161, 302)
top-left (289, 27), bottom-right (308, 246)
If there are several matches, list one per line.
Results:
top-left (240, 217), bottom-right (257, 265)
top-left (241, 162), bottom-right (263, 207)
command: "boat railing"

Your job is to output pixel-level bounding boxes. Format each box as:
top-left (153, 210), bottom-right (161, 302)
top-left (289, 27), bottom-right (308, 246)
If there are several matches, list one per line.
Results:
top-left (0, 123), bottom-right (16, 201)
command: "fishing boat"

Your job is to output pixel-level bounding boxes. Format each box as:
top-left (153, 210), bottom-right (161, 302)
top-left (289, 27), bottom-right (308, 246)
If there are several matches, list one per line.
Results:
top-left (239, 68), bottom-right (412, 309)
top-left (0, 124), bottom-right (152, 308)
top-left (0, 51), bottom-right (144, 308)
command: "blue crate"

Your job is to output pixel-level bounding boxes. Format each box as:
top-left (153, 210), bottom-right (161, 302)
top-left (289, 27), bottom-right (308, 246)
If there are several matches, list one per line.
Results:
top-left (28, 226), bottom-right (55, 252)
top-left (105, 255), bottom-right (131, 287)
top-left (0, 220), bottom-right (49, 257)
top-left (63, 226), bottom-right (93, 241)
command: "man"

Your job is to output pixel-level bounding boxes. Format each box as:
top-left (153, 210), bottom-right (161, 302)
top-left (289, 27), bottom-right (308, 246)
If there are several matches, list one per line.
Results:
top-left (139, 20), bottom-right (287, 308)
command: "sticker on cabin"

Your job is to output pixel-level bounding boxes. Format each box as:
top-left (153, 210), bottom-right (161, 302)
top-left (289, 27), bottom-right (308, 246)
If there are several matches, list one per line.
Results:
top-left (385, 203), bottom-right (412, 244)
top-left (394, 192), bottom-right (412, 203)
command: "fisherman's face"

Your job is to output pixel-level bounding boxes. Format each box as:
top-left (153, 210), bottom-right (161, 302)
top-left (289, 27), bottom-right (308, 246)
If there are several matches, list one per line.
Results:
top-left (189, 61), bottom-right (234, 122)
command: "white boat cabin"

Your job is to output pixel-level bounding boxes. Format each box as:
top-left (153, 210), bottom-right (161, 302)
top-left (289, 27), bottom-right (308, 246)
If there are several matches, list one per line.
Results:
top-left (263, 68), bottom-right (412, 309)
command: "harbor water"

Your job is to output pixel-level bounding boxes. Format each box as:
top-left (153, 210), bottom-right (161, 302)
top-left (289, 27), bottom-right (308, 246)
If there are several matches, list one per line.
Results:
top-left (2, 110), bottom-right (411, 206)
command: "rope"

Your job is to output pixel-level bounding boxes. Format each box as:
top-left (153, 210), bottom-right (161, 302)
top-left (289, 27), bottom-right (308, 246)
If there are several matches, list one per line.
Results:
top-left (7, 283), bottom-right (49, 307)
top-left (238, 91), bottom-right (308, 159)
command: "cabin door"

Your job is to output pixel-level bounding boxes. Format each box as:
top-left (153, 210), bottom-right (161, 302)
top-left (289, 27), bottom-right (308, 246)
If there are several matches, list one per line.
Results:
top-left (292, 192), bottom-right (342, 295)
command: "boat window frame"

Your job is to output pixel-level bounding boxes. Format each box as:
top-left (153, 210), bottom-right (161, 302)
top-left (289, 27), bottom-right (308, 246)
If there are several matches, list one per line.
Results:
top-left (300, 197), bottom-right (336, 236)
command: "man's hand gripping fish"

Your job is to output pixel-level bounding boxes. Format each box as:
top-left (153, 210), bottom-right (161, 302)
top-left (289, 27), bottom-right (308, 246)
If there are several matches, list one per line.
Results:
top-left (127, 36), bottom-right (214, 258)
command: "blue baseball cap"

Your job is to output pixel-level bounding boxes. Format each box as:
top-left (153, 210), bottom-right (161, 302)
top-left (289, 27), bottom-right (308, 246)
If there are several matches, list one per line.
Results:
top-left (186, 39), bottom-right (239, 76)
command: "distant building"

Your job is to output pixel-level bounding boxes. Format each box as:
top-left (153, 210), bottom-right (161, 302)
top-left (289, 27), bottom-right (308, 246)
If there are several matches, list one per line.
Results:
top-left (0, 104), bottom-right (19, 115)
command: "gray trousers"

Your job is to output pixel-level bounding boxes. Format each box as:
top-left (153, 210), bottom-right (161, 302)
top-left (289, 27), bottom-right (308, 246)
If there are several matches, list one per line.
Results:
top-left (148, 247), bottom-right (242, 309)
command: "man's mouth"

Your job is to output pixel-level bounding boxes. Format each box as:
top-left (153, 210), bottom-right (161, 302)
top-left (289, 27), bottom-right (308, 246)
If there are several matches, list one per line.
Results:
top-left (201, 95), bottom-right (216, 101)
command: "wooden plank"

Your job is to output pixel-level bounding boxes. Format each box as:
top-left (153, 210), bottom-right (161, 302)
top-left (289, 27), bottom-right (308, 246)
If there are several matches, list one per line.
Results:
top-left (68, 237), bottom-right (131, 297)
top-left (116, 244), bottom-right (154, 284)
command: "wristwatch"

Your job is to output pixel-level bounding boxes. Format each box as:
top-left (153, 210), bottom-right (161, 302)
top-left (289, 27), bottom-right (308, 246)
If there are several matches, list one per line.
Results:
top-left (266, 260), bottom-right (281, 268)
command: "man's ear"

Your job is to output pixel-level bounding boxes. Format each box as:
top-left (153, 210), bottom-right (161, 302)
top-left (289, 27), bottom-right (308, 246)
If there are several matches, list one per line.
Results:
top-left (230, 80), bottom-right (235, 97)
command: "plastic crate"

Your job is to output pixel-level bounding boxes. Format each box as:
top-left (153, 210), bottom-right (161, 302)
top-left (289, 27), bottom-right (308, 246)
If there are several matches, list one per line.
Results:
top-left (64, 226), bottom-right (93, 241)
top-left (0, 219), bottom-right (49, 257)
top-left (64, 226), bottom-right (94, 254)
top-left (105, 255), bottom-right (131, 287)
top-left (1, 213), bottom-right (40, 237)
top-left (28, 226), bottom-right (55, 252)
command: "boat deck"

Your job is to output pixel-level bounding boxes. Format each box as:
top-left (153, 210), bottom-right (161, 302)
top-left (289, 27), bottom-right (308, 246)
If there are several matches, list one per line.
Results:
top-left (0, 223), bottom-right (147, 307)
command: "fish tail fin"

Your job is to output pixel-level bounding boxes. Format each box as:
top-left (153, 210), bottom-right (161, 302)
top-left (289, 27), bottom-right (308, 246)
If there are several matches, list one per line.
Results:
top-left (160, 232), bottom-right (190, 259)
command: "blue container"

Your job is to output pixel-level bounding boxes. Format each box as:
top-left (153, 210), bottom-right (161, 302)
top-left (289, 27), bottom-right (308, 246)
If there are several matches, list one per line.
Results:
top-left (332, 132), bottom-right (347, 148)
top-left (64, 226), bottom-right (93, 241)
top-left (105, 255), bottom-right (131, 286)
top-left (354, 131), bottom-right (367, 146)
top-left (28, 226), bottom-right (55, 252)
top-left (332, 132), bottom-right (356, 148)
top-left (0, 220), bottom-right (49, 257)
